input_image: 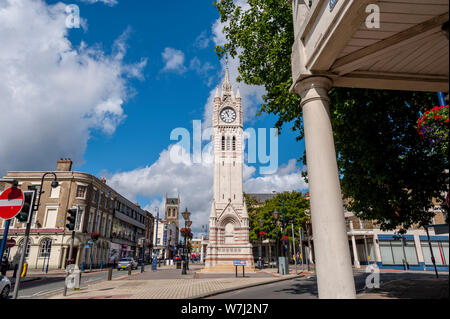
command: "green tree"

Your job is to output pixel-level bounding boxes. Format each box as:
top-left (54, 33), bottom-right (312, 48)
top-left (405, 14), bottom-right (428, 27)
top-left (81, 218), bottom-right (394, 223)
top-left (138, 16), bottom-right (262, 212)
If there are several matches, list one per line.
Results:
top-left (215, 0), bottom-right (449, 230)
top-left (246, 192), bottom-right (309, 243)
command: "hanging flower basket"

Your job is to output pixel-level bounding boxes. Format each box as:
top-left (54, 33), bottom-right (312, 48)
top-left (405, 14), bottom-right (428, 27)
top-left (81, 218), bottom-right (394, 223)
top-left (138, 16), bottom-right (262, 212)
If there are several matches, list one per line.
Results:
top-left (180, 228), bottom-right (192, 238)
top-left (258, 231), bottom-right (265, 236)
top-left (417, 105), bottom-right (449, 152)
top-left (91, 232), bottom-right (100, 241)
top-left (281, 235), bottom-right (289, 242)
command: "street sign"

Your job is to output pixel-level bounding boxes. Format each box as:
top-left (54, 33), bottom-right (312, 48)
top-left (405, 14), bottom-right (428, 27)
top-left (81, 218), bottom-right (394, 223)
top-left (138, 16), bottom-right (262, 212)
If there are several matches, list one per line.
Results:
top-left (6, 239), bottom-right (16, 248)
top-left (0, 187), bottom-right (24, 220)
top-left (233, 260), bottom-right (247, 266)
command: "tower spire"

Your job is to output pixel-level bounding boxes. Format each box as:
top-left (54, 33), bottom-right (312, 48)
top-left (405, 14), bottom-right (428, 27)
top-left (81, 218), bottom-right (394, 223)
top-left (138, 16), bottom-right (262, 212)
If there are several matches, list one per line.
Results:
top-left (221, 61), bottom-right (233, 98)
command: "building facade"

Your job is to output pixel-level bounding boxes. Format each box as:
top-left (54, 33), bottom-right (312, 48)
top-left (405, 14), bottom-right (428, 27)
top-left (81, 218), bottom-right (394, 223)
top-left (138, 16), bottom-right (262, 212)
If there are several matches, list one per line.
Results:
top-left (204, 67), bottom-right (254, 271)
top-left (152, 218), bottom-right (178, 260)
top-left (245, 192), bottom-right (448, 272)
top-left (345, 208), bottom-right (449, 272)
top-left (0, 159), bottom-right (152, 270)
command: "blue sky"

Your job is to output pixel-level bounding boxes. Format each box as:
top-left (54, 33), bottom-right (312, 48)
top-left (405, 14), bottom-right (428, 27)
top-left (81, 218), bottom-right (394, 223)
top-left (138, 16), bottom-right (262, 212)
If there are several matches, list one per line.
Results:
top-left (0, 0), bottom-right (307, 233)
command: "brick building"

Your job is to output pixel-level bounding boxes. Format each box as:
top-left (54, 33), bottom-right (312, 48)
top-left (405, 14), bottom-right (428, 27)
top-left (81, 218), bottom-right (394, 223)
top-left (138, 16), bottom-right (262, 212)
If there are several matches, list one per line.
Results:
top-left (0, 159), bottom-right (153, 270)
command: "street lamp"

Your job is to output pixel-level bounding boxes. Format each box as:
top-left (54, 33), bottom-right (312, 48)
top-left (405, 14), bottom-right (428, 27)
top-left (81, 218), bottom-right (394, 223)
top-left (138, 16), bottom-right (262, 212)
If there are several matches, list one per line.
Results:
top-left (186, 220), bottom-right (192, 270)
top-left (12, 172), bottom-right (58, 299)
top-left (258, 218), bottom-right (264, 269)
top-left (181, 208), bottom-right (191, 275)
top-left (272, 209), bottom-right (281, 272)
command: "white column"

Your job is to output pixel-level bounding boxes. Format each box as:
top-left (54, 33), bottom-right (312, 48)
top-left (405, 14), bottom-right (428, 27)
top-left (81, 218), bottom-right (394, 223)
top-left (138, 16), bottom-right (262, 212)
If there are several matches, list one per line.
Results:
top-left (413, 232), bottom-right (424, 266)
top-left (294, 77), bottom-right (356, 299)
top-left (350, 221), bottom-right (360, 269)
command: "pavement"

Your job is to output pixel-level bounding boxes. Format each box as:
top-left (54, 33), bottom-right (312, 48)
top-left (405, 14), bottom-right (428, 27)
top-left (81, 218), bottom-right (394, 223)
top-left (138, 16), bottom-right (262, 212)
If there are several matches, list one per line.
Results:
top-left (359, 276), bottom-right (448, 299)
top-left (5, 266), bottom-right (112, 285)
top-left (14, 263), bottom-right (447, 300)
top-left (47, 264), bottom-right (304, 299)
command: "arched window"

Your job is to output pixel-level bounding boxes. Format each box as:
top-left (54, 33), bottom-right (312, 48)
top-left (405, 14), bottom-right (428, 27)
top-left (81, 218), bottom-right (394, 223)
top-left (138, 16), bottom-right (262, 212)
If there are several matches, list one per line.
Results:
top-left (39, 238), bottom-right (52, 258)
top-left (232, 136), bottom-right (236, 151)
top-left (221, 136), bottom-right (225, 151)
top-left (18, 239), bottom-right (31, 258)
top-left (226, 136), bottom-right (231, 151)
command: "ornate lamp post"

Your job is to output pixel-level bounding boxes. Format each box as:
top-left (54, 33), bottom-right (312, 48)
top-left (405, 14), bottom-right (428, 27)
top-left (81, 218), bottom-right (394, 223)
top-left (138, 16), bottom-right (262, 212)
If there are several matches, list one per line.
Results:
top-left (273, 209), bottom-right (281, 273)
top-left (181, 208), bottom-right (191, 275)
top-left (186, 220), bottom-right (192, 270)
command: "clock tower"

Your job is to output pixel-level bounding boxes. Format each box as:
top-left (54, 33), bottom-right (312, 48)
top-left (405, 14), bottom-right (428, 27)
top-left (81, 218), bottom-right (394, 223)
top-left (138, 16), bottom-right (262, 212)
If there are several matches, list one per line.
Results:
top-left (203, 66), bottom-right (254, 272)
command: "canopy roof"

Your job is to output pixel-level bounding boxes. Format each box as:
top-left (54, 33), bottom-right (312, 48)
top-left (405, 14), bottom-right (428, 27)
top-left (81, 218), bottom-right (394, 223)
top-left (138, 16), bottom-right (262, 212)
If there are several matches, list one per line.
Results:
top-left (291, 0), bottom-right (449, 92)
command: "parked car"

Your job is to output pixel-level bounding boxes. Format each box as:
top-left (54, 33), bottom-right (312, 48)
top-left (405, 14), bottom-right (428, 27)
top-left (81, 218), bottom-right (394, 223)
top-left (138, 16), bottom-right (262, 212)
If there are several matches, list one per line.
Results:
top-left (0, 275), bottom-right (11, 299)
top-left (117, 258), bottom-right (138, 271)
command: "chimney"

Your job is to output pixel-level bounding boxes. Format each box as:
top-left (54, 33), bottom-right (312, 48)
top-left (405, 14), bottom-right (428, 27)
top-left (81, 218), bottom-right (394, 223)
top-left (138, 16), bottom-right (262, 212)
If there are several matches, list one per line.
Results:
top-left (134, 203), bottom-right (140, 208)
top-left (99, 177), bottom-right (107, 184)
top-left (56, 158), bottom-right (72, 171)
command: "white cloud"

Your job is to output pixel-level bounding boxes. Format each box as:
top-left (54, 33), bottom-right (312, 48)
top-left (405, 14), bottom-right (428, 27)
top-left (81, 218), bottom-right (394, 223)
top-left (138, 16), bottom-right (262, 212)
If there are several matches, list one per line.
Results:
top-left (194, 30), bottom-right (211, 49)
top-left (161, 47), bottom-right (187, 74)
top-left (79, 0), bottom-right (118, 6)
top-left (0, 0), bottom-right (145, 175)
top-left (107, 145), bottom-right (307, 234)
top-left (244, 159), bottom-right (307, 194)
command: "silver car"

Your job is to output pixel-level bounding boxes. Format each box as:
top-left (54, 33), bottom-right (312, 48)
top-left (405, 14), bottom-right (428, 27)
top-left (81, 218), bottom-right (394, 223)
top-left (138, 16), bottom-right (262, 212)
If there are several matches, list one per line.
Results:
top-left (117, 258), bottom-right (137, 271)
top-left (0, 275), bottom-right (11, 299)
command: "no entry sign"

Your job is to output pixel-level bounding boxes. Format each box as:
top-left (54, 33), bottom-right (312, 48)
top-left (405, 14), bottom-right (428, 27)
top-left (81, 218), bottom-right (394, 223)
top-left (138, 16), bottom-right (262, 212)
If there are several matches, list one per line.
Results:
top-left (0, 187), bottom-right (24, 220)
top-left (6, 239), bottom-right (16, 248)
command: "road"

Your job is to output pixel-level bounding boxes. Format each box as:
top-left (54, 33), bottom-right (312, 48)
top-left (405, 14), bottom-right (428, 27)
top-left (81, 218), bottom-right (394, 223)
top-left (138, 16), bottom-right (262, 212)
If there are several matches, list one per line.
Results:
top-left (207, 270), bottom-right (448, 299)
top-left (9, 267), bottom-right (143, 299)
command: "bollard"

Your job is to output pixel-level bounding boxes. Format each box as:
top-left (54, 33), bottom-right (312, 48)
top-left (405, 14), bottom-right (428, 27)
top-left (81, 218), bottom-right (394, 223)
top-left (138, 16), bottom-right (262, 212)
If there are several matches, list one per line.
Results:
top-left (108, 267), bottom-right (113, 281)
top-left (128, 266), bottom-right (132, 276)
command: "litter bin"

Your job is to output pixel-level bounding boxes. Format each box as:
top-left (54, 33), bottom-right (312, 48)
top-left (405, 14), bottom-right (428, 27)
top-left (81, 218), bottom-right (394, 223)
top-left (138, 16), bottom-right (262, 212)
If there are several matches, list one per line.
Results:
top-left (278, 257), bottom-right (289, 275)
top-left (176, 260), bottom-right (182, 269)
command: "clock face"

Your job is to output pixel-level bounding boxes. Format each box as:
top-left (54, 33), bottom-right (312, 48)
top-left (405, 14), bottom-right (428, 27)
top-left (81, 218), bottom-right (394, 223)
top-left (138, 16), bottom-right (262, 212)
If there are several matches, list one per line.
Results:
top-left (220, 107), bottom-right (236, 123)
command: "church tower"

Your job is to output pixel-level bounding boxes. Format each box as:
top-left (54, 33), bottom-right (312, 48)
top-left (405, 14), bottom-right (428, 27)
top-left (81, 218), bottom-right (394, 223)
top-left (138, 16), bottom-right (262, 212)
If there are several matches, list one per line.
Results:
top-left (165, 194), bottom-right (180, 228)
top-left (203, 66), bottom-right (254, 271)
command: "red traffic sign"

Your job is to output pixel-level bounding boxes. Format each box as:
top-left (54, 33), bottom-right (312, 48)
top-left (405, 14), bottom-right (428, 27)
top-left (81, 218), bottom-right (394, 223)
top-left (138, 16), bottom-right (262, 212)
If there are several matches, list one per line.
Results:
top-left (6, 239), bottom-right (16, 248)
top-left (0, 187), bottom-right (24, 220)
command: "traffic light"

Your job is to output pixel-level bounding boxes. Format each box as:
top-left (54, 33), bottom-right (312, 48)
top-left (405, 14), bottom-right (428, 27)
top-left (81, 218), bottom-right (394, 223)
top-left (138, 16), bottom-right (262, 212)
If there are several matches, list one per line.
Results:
top-left (16, 191), bottom-right (35, 223)
top-left (66, 208), bottom-right (78, 231)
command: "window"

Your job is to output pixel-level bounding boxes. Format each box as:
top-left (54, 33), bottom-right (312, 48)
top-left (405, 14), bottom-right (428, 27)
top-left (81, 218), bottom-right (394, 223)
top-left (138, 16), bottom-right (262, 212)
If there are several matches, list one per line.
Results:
top-left (106, 217), bottom-right (112, 237)
top-left (87, 210), bottom-right (95, 233)
top-left (75, 207), bottom-right (84, 231)
top-left (226, 136), bottom-right (231, 151)
top-left (50, 185), bottom-right (61, 198)
top-left (76, 185), bottom-right (87, 199)
top-left (379, 239), bottom-right (419, 266)
top-left (44, 208), bottom-right (58, 228)
top-left (39, 239), bottom-right (52, 257)
top-left (232, 136), bottom-right (236, 151)
top-left (101, 216), bottom-right (107, 236)
top-left (421, 241), bottom-right (449, 266)
top-left (221, 136), bottom-right (225, 151)
top-left (92, 189), bottom-right (97, 203)
top-left (18, 239), bottom-right (31, 258)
